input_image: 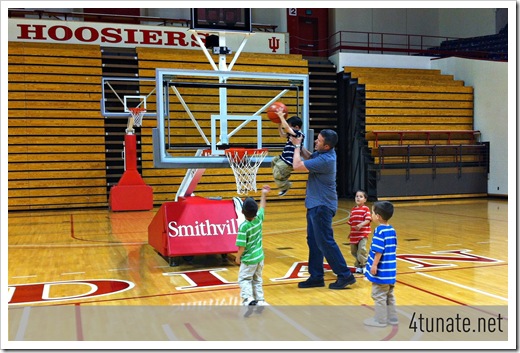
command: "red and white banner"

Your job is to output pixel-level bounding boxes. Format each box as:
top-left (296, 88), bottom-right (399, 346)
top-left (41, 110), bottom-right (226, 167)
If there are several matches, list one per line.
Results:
top-left (148, 197), bottom-right (240, 257)
top-left (8, 18), bottom-right (287, 54)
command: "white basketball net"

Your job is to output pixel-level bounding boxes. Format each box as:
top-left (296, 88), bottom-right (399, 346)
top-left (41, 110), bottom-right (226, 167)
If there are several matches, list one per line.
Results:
top-left (130, 107), bottom-right (146, 127)
top-left (225, 149), bottom-right (268, 195)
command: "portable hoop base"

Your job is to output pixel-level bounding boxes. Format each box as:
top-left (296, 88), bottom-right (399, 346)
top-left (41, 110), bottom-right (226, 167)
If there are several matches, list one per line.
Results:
top-left (148, 196), bottom-right (241, 266)
top-left (110, 133), bottom-right (153, 211)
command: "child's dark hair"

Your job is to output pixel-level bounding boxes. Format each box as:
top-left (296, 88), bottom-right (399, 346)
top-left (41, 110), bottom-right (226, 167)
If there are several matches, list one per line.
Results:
top-left (373, 201), bottom-right (394, 221)
top-left (356, 190), bottom-right (368, 199)
top-left (286, 116), bottom-right (302, 129)
top-left (242, 197), bottom-right (258, 219)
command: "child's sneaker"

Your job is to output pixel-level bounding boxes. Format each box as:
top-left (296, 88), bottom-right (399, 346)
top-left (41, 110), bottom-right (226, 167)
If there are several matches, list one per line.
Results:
top-left (363, 317), bottom-right (387, 327)
top-left (256, 300), bottom-right (269, 306)
top-left (242, 298), bottom-right (257, 317)
top-left (355, 267), bottom-right (364, 274)
top-left (242, 298), bottom-right (257, 306)
top-left (278, 182), bottom-right (292, 196)
top-left (389, 317), bottom-right (399, 325)
top-left (278, 189), bottom-right (289, 196)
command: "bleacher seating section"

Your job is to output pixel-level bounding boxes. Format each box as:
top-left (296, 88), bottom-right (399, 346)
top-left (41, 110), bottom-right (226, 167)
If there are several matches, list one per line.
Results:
top-left (428, 27), bottom-right (507, 61)
top-left (8, 42), bottom-right (309, 210)
top-left (342, 66), bottom-right (489, 200)
top-left (8, 43), bottom-right (494, 210)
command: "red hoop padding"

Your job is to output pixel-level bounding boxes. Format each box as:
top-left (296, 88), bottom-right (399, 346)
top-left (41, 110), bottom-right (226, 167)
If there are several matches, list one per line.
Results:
top-left (129, 107), bottom-right (146, 113)
top-left (224, 148), bottom-right (268, 160)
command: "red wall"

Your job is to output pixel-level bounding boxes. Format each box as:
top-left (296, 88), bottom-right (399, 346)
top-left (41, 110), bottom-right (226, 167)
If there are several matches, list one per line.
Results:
top-left (286, 8), bottom-right (329, 57)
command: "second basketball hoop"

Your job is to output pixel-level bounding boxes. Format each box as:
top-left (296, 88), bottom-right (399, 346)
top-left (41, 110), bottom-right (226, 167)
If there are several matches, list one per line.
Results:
top-left (127, 107), bottom-right (146, 133)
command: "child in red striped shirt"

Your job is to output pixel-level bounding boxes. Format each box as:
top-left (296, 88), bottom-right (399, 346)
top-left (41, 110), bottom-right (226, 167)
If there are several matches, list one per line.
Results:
top-left (347, 190), bottom-right (372, 274)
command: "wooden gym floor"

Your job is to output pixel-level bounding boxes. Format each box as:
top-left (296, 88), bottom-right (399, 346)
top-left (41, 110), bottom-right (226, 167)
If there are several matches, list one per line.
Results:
top-left (5, 197), bottom-right (511, 348)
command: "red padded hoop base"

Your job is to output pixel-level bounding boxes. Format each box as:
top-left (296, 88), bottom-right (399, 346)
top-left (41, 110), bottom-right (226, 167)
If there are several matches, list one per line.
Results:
top-left (225, 148), bottom-right (268, 160)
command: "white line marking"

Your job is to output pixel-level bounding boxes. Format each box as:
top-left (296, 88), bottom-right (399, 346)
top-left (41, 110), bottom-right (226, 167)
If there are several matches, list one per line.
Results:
top-left (414, 245), bottom-right (432, 249)
top-left (264, 306), bottom-right (322, 341)
top-left (396, 308), bottom-right (424, 341)
top-left (60, 272), bottom-right (86, 276)
top-left (15, 307), bottom-right (31, 341)
top-left (11, 275), bottom-right (37, 279)
top-left (108, 268), bottom-right (131, 272)
top-left (9, 242), bottom-right (146, 249)
top-left (417, 272), bottom-right (508, 302)
top-left (162, 323), bottom-right (178, 340)
top-left (477, 241), bottom-right (490, 244)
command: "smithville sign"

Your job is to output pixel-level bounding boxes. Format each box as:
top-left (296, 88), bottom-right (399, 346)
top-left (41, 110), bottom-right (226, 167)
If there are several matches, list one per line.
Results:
top-left (8, 18), bottom-right (287, 54)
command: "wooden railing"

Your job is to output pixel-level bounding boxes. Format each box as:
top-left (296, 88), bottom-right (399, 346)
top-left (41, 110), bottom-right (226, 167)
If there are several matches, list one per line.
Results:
top-left (367, 130), bottom-right (481, 148)
top-left (373, 144), bottom-right (489, 171)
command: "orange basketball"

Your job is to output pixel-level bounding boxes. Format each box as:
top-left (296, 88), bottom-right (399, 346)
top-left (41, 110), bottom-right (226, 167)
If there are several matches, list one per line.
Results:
top-left (267, 102), bottom-right (287, 124)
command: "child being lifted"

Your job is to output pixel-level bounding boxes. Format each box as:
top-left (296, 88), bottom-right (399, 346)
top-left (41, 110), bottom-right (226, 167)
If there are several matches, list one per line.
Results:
top-left (271, 108), bottom-right (304, 196)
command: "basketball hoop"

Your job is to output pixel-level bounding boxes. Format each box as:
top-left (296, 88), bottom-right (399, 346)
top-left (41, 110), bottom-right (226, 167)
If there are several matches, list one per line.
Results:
top-left (126, 107), bottom-right (146, 134)
top-left (129, 107), bottom-right (146, 127)
top-left (225, 148), bottom-right (268, 195)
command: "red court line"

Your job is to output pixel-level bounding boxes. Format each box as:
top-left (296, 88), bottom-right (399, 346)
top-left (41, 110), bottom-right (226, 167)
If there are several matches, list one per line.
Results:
top-left (75, 303), bottom-right (84, 341)
top-left (68, 212), bottom-right (145, 244)
top-left (384, 324), bottom-right (399, 341)
top-left (22, 263), bottom-right (507, 307)
top-left (396, 279), bottom-right (468, 305)
top-left (184, 323), bottom-right (205, 341)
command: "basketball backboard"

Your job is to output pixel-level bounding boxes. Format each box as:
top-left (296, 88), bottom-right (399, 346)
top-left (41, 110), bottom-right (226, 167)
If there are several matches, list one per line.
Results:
top-left (152, 68), bottom-right (309, 168)
top-left (101, 76), bottom-right (156, 118)
top-left (101, 70), bottom-right (309, 169)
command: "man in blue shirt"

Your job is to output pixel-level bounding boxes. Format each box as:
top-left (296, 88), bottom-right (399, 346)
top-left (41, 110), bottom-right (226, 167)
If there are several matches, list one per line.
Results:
top-left (290, 129), bottom-right (356, 289)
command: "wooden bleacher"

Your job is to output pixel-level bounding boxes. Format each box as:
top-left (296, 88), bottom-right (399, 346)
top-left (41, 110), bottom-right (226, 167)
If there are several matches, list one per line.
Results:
top-left (7, 42), bottom-right (309, 210)
top-left (8, 42), bottom-right (106, 210)
top-left (343, 66), bottom-right (488, 199)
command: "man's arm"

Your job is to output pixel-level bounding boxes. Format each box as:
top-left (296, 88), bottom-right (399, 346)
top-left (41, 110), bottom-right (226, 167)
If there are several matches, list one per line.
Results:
top-left (290, 135), bottom-right (309, 171)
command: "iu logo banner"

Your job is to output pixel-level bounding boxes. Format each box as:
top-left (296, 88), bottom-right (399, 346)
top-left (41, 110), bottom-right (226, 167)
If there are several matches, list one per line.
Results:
top-left (269, 37), bottom-right (280, 53)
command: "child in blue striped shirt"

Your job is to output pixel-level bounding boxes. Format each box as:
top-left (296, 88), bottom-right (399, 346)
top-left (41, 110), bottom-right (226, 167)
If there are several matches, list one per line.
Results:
top-left (364, 201), bottom-right (398, 327)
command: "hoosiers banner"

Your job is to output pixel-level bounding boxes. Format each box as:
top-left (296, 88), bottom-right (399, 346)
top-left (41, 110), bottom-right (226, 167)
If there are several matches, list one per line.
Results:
top-left (8, 18), bottom-right (287, 54)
